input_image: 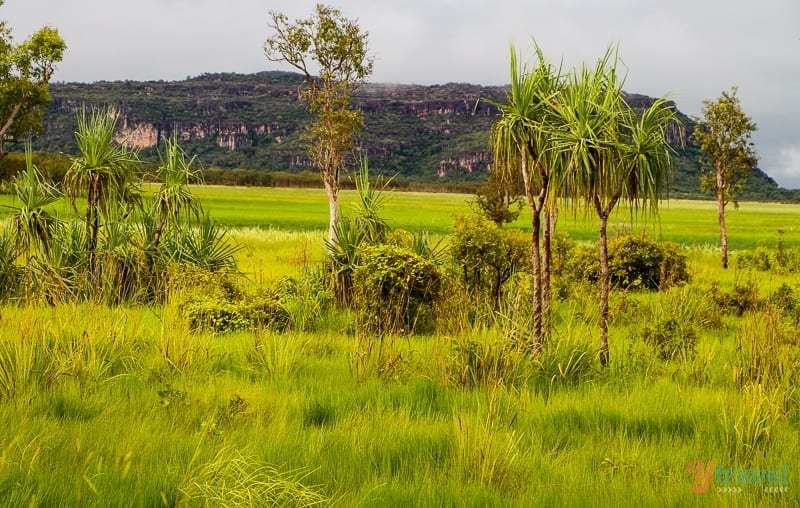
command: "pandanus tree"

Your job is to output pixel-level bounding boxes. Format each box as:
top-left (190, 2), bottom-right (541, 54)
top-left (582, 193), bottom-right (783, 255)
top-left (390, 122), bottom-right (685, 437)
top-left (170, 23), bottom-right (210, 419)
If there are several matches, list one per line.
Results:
top-left (151, 134), bottom-right (203, 251)
top-left (489, 45), bottom-right (560, 350)
top-left (65, 107), bottom-right (140, 273)
top-left (4, 143), bottom-right (60, 260)
top-left (549, 50), bottom-right (675, 367)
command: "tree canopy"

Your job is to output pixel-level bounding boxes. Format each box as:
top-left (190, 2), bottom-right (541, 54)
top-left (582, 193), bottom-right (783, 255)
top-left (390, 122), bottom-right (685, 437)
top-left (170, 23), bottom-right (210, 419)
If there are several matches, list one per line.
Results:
top-left (691, 86), bottom-right (758, 268)
top-left (0, 2), bottom-right (65, 154)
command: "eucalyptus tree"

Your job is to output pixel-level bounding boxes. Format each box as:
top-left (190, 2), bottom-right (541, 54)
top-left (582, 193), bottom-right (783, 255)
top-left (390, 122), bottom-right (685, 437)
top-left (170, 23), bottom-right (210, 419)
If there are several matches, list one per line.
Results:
top-left (489, 45), bottom-right (559, 350)
top-left (0, 3), bottom-right (65, 154)
top-left (265, 4), bottom-right (373, 244)
top-left (549, 51), bottom-right (675, 367)
top-left (691, 87), bottom-right (757, 269)
top-left (65, 107), bottom-right (140, 273)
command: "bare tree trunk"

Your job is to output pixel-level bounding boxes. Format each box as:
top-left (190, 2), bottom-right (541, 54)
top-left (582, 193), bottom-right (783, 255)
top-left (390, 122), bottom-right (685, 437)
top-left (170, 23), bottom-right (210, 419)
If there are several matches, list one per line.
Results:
top-left (324, 180), bottom-right (339, 246)
top-left (716, 167), bottom-right (728, 269)
top-left (541, 207), bottom-right (557, 341)
top-left (598, 214), bottom-right (610, 368)
top-left (530, 210), bottom-right (543, 352)
top-left (520, 154), bottom-right (543, 351)
top-left (87, 172), bottom-right (101, 274)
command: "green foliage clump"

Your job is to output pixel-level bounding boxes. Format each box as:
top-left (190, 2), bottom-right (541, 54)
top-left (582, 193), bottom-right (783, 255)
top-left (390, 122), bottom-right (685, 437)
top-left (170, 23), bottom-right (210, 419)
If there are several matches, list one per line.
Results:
top-left (641, 318), bottom-right (697, 361)
top-left (473, 170), bottom-right (524, 226)
top-left (450, 214), bottom-right (529, 307)
top-left (709, 280), bottom-right (761, 316)
top-left (637, 287), bottom-right (720, 362)
top-left (737, 232), bottom-right (800, 273)
top-left (178, 272), bottom-right (290, 333)
top-left (567, 235), bottom-right (689, 290)
top-left (0, 231), bottom-right (19, 301)
top-left (446, 333), bottom-right (531, 389)
top-left (737, 246), bottom-right (773, 271)
top-left (352, 244), bottom-right (443, 335)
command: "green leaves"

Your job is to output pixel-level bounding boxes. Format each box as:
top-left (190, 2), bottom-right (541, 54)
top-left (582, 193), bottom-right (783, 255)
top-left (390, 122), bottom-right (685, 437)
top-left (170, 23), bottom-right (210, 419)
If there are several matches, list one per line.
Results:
top-left (691, 86), bottom-right (758, 206)
top-left (3, 143), bottom-right (60, 257)
top-left (0, 18), bottom-right (65, 150)
top-left (66, 106), bottom-right (141, 216)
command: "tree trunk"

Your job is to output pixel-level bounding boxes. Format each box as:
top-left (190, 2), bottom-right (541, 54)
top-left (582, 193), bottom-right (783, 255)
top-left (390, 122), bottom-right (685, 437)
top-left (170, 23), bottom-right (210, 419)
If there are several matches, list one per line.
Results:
top-left (541, 207), bottom-right (555, 341)
top-left (530, 209), bottom-right (543, 352)
top-left (716, 167), bottom-right (728, 269)
top-left (324, 180), bottom-right (339, 246)
top-left (520, 154), bottom-right (543, 351)
top-left (87, 172), bottom-right (101, 273)
top-left (598, 214), bottom-right (610, 368)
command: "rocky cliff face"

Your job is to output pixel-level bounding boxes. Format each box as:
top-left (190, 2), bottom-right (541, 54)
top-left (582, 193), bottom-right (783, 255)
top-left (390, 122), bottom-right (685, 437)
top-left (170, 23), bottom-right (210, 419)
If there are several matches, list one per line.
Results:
top-left (40, 73), bottom-right (504, 180)
top-left (30, 72), bottom-right (795, 199)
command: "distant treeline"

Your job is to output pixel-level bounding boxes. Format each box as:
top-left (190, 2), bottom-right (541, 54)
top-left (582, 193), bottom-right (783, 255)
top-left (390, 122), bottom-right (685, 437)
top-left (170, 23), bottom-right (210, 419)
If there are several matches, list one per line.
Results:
top-left (1, 151), bottom-right (796, 200)
top-left (0, 152), bottom-right (481, 194)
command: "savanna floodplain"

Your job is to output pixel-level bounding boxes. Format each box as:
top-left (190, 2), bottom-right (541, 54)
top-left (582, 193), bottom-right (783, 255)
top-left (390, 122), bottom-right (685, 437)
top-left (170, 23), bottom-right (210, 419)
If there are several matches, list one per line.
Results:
top-left (1, 185), bottom-right (799, 507)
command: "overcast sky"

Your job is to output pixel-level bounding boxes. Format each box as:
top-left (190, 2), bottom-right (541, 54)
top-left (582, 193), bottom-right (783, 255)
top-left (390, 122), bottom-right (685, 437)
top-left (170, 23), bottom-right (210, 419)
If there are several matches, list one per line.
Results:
top-left (4, 0), bottom-right (799, 188)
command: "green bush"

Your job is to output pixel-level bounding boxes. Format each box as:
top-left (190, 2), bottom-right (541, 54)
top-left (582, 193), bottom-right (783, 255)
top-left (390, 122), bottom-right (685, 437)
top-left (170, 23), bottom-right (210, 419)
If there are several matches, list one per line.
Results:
top-left (353, 244), bottom-right (443, 335)
top-left (446, 332), bottom-right (531, 389)
top-left (567, 235), bottom-right (689, 290)
top-left (640, 318), bottom-right (698, 361)
top-left (451, 214), bottom-right (529, 307)
top-left (0, 230), bottom-right (19, 301)
top-left (178, 272), bottom-right (290, 333)
top-left (710, 280), bottom-right (761, 316)
top-left (737, 245), bottom-right (772, 271)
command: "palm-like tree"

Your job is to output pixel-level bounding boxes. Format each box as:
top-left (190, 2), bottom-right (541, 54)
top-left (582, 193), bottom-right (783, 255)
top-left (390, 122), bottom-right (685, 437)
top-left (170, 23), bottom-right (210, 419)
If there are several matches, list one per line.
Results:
top-left (151, 134), bottom-right (203, 250)
top-left (489, 45), bottom-right (560, 350)
top-left (549, 50), bottom-right (675, 367)
top-left (3, 143), bottom-right (60, 260)
top-left (64, 107), bottom-right (139, 272)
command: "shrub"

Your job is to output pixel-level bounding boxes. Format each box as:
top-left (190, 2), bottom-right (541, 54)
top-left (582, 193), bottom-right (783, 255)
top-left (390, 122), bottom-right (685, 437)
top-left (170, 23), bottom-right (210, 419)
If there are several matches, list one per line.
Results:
top-left (446, 332), bottom-right (531, 389)
top-left (640, 317), bottom-right (697, 361)
top-left (710, 279), bottom-right (761, 316)
top-left (352, 244), bottom-right (443, 335)
top-left (0, 230), bottom-right (19, 301)
top-left (736, 232), bottom-right (800, 274)
top-left (737, 245), bottom-right (772, 271)
top-left (472, 169), bottom-right (524, 226)
top-left (567, 235), bottom-right (689, 290)
top-left (638, 286), bottom-right (721, 361)
top-left (178, 272), bottom-right (290, 333)
top-left (451, 214), bottom-right (529, 307)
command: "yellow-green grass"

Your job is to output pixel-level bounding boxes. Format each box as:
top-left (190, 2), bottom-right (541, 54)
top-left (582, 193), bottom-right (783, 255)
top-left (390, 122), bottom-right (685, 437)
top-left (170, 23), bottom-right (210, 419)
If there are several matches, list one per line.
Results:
top-left (1, 251), bottom-right (798, 506)
top-left (2, 186), bottom-right (800, 506)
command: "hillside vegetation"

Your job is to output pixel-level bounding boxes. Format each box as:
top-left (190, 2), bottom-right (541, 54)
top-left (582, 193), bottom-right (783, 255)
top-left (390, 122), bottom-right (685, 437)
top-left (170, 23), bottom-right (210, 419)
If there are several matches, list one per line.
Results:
top-left (22, 72), bottom-right (796, 201)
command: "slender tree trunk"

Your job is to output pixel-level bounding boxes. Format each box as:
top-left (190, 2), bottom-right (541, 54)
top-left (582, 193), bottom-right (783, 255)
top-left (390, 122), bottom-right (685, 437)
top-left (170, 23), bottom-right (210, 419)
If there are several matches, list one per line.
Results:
top-left (598, 214), bottom-right (610, 368)
top-left (520, 154), bottom-right (543, 351)
top-left (323, 179), bottom-right (339, 245)
top-left (530, 210), bottom-right (543, 351)
top-left (716, 166), bottom-right (728, 269)
top-left (87, 172), bottom-right (101, 273)
top-left (541, 207), bottom-right (555, 341)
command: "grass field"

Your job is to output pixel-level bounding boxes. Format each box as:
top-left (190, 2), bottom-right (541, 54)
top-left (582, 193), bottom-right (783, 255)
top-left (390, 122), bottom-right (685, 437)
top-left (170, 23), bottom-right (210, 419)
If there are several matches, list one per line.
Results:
top-left (3, 185), bottom-right (799, 249)
top-left (1, 185), bottom-right (799, 506)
